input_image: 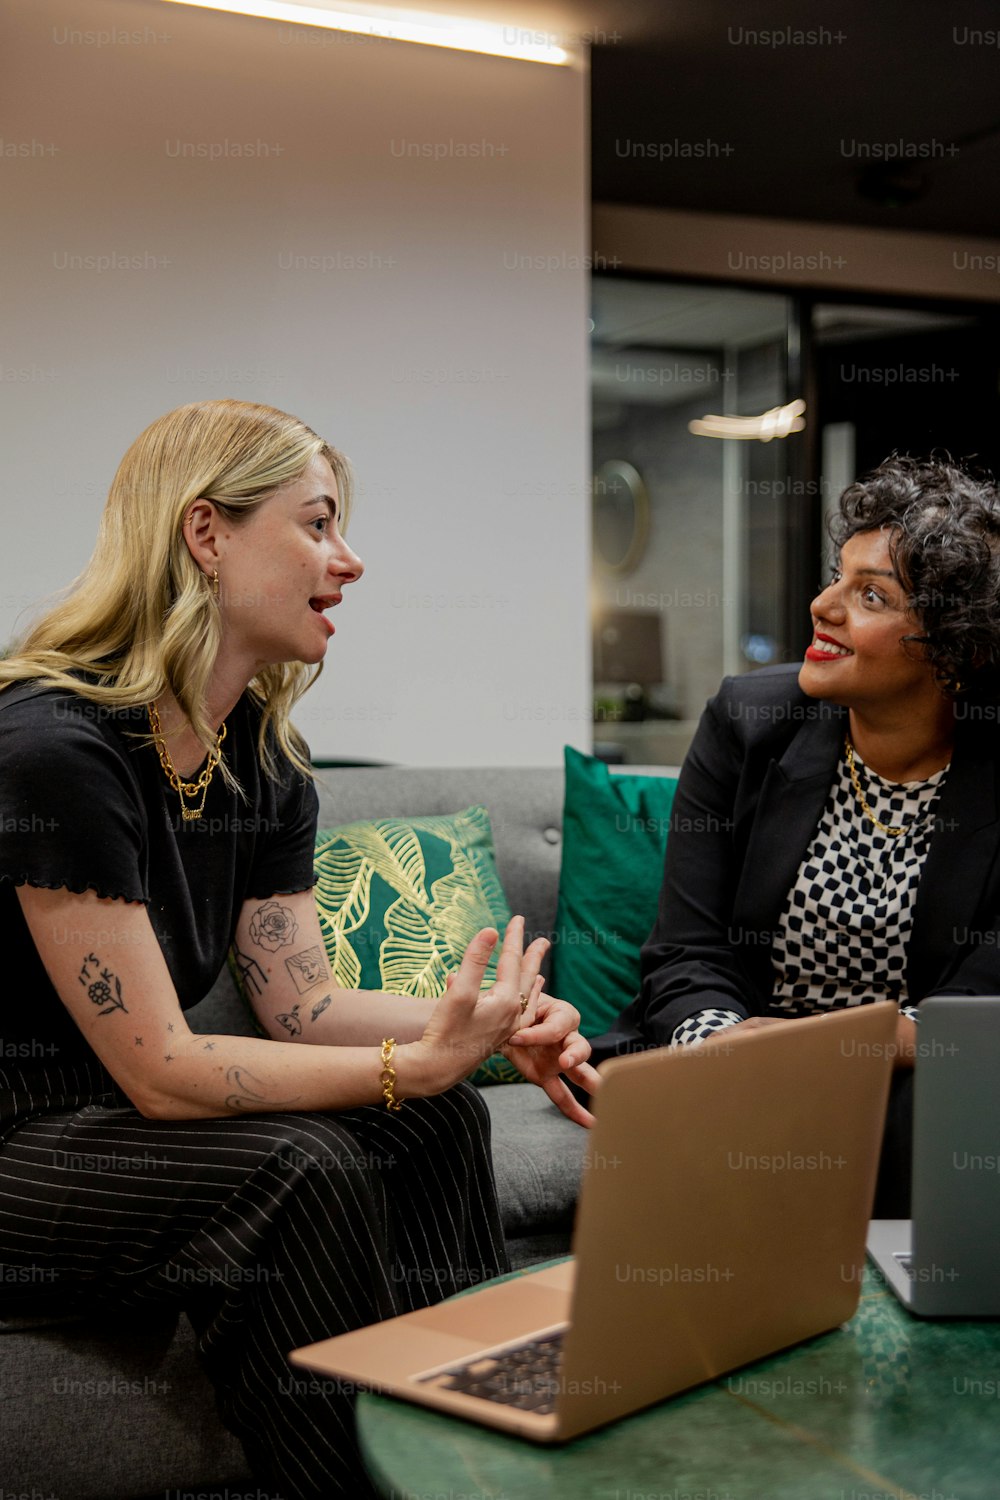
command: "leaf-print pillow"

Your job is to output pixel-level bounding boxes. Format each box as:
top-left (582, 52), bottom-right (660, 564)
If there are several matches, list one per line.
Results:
top-left (313, 806), bottom-right (524, 1086)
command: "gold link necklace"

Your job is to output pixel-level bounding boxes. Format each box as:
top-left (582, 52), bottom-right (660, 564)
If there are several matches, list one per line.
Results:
top-left (148, 701), bottom-right (227, 822)
top-left (844, 734), bottom-right (908, 837)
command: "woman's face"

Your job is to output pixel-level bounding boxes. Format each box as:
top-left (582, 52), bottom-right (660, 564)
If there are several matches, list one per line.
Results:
top-left (214, 454), bottom-right (364, 672)
top-left (799, 528), bottom-right (941, 711)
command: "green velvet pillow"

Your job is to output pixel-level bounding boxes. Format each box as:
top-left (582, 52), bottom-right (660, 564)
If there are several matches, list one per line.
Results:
top-left (313, 806), bottom-right (524, 1086)
top-left (551, 746), bottom-right (678, 1037)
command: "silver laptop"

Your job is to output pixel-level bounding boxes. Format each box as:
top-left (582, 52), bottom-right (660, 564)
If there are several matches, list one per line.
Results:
top-left (291, 1003), bottom-right (896, 1442)
top-left (867, 995), bottom-right (1000, 1316)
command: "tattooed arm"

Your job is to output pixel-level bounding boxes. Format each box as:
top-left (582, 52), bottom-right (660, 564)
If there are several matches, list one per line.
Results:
top-left (233, 888), bottom-right (447, 1047)
top-left (235, 888), bottom-right (596, 1125)
top-left (15, 883), bottom-right (535, 1120)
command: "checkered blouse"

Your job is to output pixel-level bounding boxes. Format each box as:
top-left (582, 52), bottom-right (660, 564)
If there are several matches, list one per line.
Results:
top-left (672, 747), bottom-right (948, 1046)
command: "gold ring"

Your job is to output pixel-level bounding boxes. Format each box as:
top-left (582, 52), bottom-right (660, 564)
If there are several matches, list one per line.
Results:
top-left (519, 992), bottom-right (529, 1014)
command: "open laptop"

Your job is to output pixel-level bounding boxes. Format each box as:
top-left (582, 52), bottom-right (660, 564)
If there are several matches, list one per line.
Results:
top-left (867, 995), bottom-right (1000, 1316)
top-left (290, 1002), bottom-right (896, 1442)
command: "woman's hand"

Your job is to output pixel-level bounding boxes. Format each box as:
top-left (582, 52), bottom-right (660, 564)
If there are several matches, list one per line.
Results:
top-left (406, 917), bottom-right (545, 1095)
top-left (502, 989), bottom-right (600, 1127)
top-left (707, 1011), bottom-right (917, 1070)
top-left (725, 1016), bottom-right (785, 1032)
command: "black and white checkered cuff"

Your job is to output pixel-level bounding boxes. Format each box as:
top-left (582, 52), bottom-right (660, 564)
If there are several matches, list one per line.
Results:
top-left (671, 1008), bottom-right (744, 1047)
top-left (899, 1003), bottom-right (919, 1023)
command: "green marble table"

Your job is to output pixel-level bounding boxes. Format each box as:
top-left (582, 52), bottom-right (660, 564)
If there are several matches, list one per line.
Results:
top-left (356, 1264), bottom-right (1000, 1500)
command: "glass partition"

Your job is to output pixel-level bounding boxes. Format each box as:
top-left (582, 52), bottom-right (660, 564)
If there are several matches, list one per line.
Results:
top-left (591, 278), bottom-right (1000, 768)
top-left (591, 276), bottom-right (798, 766)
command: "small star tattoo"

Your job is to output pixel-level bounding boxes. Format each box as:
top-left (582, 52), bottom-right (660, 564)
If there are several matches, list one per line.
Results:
top-left (134, 1037), bottom-right (143, 1047)
top-left (203, 1042), bottom-right (216, 1051)
top-left (164, 1053), bottom-right (175, 1063)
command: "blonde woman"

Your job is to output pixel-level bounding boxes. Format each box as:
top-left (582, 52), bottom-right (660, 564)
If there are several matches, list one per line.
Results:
top-left (0, 400), bottom-right (597, 1499)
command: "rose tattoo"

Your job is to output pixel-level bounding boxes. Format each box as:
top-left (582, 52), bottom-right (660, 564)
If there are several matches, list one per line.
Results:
top-left (249, 901), bottom-right (298, 952)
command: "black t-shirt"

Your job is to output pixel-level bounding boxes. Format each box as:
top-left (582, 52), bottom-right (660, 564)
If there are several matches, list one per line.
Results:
top-left (0, 682), bottom-right (319, 1069)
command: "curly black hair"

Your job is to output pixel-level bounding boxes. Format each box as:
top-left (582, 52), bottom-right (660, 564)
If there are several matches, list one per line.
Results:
top-left (830, 455), bottom-right (1000, 696)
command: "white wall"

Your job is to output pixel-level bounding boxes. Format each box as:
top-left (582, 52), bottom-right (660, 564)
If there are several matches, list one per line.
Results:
top-left (1, 0), bottom-right (590, 765)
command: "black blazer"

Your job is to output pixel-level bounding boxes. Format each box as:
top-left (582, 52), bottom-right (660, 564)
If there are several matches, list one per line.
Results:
top-left (590, 663), bottom-right (1000, 1063)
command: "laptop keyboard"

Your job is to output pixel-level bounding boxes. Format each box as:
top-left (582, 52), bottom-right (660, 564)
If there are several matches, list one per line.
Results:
top-left (416, 1330), bottom-right (566, 1414)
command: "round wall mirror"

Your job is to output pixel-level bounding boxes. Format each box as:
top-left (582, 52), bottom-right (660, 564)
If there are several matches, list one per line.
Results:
top-left (592, 459), bottom-right (651, 576)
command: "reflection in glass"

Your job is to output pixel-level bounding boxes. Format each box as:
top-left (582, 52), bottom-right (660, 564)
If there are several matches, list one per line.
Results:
top-left (591, 276), bottom-right (794, 765)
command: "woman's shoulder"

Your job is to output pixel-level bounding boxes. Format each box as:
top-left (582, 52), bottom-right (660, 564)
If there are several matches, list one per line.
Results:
top-left (0, 680), bottom-right (150, 897)
top-left (0, 678), bottom-right (90, 727)
top-left (711, 662), bottom-right (832, 712)
top-left (715, 662), bottom-right (803, 701)
top-left (706, 664), bottom-right (844, 747)
top-left (0, 679), bottom-right (136, 727)
top-left (0, 680), bottom-right (147, 776)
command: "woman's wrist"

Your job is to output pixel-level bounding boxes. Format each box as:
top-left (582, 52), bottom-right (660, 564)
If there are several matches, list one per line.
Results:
top-left (671, 1007), bottom-right (744, 1047)
top-left (390, 1038), bottom-right (447, 1100)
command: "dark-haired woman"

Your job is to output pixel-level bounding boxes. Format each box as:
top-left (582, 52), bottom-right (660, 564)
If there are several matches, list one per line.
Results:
top-left (589, 456), bottom-right (1000, 1214)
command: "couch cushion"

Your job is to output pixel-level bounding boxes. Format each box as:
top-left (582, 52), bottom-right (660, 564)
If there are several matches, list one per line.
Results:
top-left (311, 805), bottom-right (523, 1085)
top-left (312, 766), bottom-right (565, 952)
top-left (552, 746), bottom-right (677, 1036)
top-left (0, 1311), bottom-right (250, 1497)
top-left (483, 1085), bottom-right (587, 1239)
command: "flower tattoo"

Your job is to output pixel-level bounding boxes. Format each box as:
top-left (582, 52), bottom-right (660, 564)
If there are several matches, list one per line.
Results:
top-left (78, 953), bottom-right (128, 1016)
top-left (248, 901), bottom-right (299, 952)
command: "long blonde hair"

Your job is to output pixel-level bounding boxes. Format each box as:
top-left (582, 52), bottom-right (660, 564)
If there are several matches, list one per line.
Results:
top-left (0, 399), bottom-right (353, 780)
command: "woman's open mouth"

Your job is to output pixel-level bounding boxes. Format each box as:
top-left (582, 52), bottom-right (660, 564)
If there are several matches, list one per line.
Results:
top-left (309, 597), bottom-right (337, 634)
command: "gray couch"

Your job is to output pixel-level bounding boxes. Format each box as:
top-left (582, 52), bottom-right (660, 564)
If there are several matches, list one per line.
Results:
top-left (0, 766), bottom-right (594, 1500)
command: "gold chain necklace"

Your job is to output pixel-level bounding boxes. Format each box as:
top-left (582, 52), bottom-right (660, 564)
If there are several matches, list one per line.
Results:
top-left (148, 701), bottom-right (227, 822)
top-left (844, 734), bottom-right (909, 837)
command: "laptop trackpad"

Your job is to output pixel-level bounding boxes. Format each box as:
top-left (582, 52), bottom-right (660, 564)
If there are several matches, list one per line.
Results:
top-left (404, 1276), bottom-right (573, 1346)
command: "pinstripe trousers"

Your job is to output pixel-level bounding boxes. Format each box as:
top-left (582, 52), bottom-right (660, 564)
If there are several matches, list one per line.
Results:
top-left (0, 1060), bottom-right (509, 1499)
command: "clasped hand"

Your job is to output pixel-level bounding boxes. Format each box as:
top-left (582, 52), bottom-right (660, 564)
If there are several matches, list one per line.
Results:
top-left (420, 917), bottom-right (599, 1127)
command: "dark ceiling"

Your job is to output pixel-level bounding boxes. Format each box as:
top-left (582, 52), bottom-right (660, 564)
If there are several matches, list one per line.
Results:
top-left (590, 0), bottom-right (1000, 238)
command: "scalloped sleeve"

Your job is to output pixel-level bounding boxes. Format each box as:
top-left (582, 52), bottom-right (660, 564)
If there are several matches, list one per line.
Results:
top-left (0, 688), bottom-right (148, 904)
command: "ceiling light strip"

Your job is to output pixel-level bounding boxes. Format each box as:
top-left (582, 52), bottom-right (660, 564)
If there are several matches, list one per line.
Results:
top-left (161, 0), bottom-right (571, 63)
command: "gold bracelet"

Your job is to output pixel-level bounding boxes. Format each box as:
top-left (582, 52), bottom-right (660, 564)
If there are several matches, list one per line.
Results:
top-left (380, 1037), bottom-right (402, 1111)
